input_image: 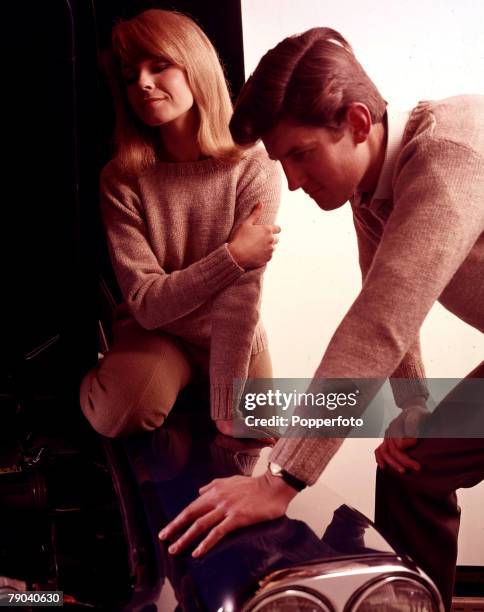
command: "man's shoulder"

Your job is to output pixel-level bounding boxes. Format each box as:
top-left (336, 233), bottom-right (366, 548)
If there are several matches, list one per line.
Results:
top-left (405, 95), bottom-right (484, 152)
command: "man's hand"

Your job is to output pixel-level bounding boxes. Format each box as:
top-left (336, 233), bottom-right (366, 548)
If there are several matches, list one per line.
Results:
top-left (228, 202), bottom-right (281, 270)
top-left (158, 471), bottom-right (298, 558)
top-left (375, 403), bottom-right (431, 474)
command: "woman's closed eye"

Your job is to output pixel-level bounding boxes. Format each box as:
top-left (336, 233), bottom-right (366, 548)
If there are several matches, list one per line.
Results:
top-left (121, 61), bottom-right (171, 84)
top-left (152, 61), bottom-right (171, 73)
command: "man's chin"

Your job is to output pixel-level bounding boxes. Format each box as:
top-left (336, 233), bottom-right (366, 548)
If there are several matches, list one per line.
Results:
top-left (313, 195), bottom-right (345, 211)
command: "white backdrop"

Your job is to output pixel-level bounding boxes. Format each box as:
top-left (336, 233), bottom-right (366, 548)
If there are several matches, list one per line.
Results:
top-left (242, 0), bottom-right (484, 564)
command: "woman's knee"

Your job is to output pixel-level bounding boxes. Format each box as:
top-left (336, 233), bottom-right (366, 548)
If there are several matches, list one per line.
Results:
top-left (79, 326), bottom-right (193, 437)
top-left (79, 364), bottom-right (175, 438)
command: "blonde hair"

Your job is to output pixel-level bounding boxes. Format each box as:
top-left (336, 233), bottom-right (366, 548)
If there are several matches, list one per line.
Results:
top-left (108, 9), bottom-right (241, 175)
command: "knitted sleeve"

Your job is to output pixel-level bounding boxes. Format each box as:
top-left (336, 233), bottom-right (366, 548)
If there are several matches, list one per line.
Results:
top-left (209, 152), bottom-right (281, 420)
top-left (352, 206), bottom-right (428, 408)
top-left (270, 136), bottom-right (484, 485)
top-left (100, 164), bottom-right (244, 330)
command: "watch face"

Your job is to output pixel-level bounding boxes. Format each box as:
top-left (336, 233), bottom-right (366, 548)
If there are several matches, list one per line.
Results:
top-left (269, 462), bottom-right (282, 476)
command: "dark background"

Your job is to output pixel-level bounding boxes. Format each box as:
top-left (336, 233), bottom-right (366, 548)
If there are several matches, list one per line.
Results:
top-left (1, 0), bottom-right (245, 412)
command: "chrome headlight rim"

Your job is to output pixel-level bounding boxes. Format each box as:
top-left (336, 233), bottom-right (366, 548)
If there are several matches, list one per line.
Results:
top-left (242, 584), bottom-right (335, 612)
top-left (345, 573), bottom-right (442, 612)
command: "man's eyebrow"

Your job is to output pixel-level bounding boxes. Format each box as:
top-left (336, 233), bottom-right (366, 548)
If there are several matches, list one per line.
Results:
top-left (271, 145), bottom-right (306, 161)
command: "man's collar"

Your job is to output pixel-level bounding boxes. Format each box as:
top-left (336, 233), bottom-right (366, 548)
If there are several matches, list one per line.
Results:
top-left (371, 105), bottom-right (411, 201)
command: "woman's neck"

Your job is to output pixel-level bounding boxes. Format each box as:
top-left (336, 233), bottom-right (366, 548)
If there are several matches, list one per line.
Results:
top-left (159, 107), bottom-right (202, 162)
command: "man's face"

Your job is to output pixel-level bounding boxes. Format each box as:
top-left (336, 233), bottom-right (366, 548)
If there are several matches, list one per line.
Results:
top-left (262, 119), bottom-right (369, 211)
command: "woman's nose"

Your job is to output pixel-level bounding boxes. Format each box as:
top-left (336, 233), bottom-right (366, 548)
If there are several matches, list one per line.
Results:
top-left (138, 70), bottom-right (155, 90)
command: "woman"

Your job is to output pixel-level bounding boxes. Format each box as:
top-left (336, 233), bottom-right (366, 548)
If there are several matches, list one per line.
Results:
top-left (80, 9), bottom-right (281, 438)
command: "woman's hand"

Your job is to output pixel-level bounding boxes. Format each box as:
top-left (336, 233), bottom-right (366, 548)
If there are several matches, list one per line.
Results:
top-left (375, 403), bottom-right (431, 474)
top-left (158, 471), bottom-right (298, 557)
top-left (228, 202), bottom-right (281, 269)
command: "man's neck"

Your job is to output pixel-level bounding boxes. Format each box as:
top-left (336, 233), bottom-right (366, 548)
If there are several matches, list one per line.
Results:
top-left (359, 118), bottom-right (387, 195)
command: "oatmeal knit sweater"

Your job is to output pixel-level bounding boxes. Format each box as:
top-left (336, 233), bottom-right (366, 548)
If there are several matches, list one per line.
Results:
top-left (100, 146), bottom-right (281, 420)
top-left (270, 95), bottom-right (484, 485)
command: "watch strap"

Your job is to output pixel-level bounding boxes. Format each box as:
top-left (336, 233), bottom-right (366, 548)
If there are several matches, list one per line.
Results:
top-left (280, 469), bottom-right (307, 492)
top-left (269, 462), bottom-right (306, 491)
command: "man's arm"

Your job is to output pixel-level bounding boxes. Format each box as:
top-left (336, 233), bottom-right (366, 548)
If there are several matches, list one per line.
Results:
top-left (270, 136), bottom-right (484, 484)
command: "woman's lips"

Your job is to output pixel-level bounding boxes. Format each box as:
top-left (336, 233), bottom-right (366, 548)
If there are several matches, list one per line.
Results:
top-left (142, 97), bottom-right (165, 105)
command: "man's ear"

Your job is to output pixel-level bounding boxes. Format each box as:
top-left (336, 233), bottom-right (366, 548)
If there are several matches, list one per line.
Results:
top-left (345, 103), bottom-right (372, 144)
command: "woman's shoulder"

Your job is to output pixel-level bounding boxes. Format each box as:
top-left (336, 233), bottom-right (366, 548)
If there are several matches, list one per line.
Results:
top-left (100, 158), bottom-right (139, 192)
top-left (239, 143), bottom-right (275, 167)
top-left (236, 143), bottom-right (280, 181)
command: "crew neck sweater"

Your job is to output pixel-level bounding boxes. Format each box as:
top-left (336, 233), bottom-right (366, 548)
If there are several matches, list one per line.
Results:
top-left (270, 95), bottom-right (484, 485)
top-left (100, 146), bottom-right (281, 420)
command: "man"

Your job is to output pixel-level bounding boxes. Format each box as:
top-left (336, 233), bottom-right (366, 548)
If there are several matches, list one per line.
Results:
top-left (159, 27), bottom-right (484, 609)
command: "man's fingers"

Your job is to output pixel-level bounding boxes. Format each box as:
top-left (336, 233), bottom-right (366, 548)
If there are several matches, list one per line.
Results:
top-left (382, 439), bottom-right (421, 472)
top-left (374, 446), bottom-right (385, 470)
top-left (158, 497), bottom-right (208, 540)
top-left (192, 516), bottom-right (236, 558)
top-left (378, 442), bottom-right (406, 474)
top-left (199, 479), bottom-right (218, 494)
top-left (395, 437), bottom-right (418, 449)
top-left (167, 509), bottom-right (223, 555)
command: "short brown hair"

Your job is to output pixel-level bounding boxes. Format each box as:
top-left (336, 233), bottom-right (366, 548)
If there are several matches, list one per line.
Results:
top-left (107, 9), bottom-right (241, 175)
top-left (230, 27), bottom-right (386, 145)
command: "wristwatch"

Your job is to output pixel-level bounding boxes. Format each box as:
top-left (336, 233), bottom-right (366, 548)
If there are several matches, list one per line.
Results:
top-left (268, 462), bottom-right (307, 492)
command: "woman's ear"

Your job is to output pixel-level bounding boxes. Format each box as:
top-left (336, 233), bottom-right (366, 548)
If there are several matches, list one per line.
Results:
top-left (345, 103), bottom-right (372, 144)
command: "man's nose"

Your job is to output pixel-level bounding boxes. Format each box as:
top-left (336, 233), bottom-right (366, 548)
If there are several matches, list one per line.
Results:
top-left (282, 162), bottom-right (305, 192)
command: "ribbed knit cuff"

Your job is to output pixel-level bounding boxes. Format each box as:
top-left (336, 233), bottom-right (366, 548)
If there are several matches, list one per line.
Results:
top-left (251, 324), bottom-right (268, 354)
top-left (199, 244), bottom-right (244, 296)
top-left (390, 361), bottom-right (429, 408)
top-left (210, 439), bottom-right (261, 476)
top-left (210, 382), bottom-right (238, 420)
top-left (269, 437), bottom-right (344, 486)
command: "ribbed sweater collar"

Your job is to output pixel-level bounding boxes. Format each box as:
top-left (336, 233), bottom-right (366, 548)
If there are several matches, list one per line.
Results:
top-left (144, 156), bottom-right (236, 177)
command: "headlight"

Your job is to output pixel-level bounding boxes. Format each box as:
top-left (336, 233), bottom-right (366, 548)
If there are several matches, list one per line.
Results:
top-left (351, 577), bottom-right (437, 611)
top-left (246, 588), bottom-right (332, 611)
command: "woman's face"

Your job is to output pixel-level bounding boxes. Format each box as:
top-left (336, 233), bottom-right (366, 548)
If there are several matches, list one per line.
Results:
top-left (122, 57), bottom-right (195, 129)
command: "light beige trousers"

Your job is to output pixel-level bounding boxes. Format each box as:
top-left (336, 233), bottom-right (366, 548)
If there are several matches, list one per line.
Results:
top-left (79, 315), bottom-right (272, 438)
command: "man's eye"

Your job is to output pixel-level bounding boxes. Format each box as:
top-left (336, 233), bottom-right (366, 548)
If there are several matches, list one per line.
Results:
top-left (293, 150), bottom-right (309, 161)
